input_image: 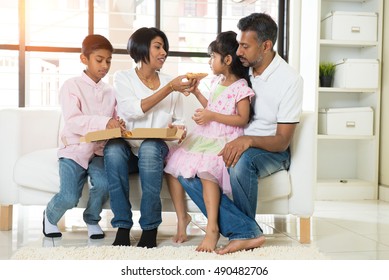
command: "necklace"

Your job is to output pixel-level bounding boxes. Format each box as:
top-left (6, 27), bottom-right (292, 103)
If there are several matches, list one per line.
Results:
top-left (136, 67), bottom-right (157, 90)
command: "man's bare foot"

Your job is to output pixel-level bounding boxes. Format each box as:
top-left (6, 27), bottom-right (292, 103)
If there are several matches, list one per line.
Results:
top-left (172, 213), bottom-right (192, 243)
top-left (215, 235), bottom-right (265, 255)
top-left (196, 227), bottom-right (220, 253)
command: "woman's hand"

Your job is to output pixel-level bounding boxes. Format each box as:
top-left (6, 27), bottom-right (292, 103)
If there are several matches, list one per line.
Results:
top-left (170, 75), bottom-right (198, 96)
top-left (169, 123), bottom-right (187, 144)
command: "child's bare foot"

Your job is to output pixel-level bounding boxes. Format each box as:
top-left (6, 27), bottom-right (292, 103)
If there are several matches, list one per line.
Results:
top-left (215, 235), bottom-right (266, 255)
top-left (172, 213), bottom-right (192, 243)
top-left (196, 227), bottom-right (220, 253)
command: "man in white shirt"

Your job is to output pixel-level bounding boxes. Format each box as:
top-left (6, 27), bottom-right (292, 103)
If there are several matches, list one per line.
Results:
top-left (178, 13), bottom-right (303, 254)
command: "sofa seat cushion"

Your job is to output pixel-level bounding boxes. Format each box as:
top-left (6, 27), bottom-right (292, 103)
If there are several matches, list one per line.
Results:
top-left (13, 148), bottom-right (175, 201)
top-left (13, 148), bottom-right (291, 211)
top-left (14, 148), bottom-right (60, 194)
top-left (258, 170), bottom-right (291, 202)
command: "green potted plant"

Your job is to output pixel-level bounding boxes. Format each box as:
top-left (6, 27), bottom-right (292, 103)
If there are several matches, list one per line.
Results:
top-left (319, 62), bottom-right (336, 87)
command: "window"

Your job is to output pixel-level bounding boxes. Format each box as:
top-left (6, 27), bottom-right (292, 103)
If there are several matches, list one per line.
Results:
top-left (0, 0), bottom-right (283, 108)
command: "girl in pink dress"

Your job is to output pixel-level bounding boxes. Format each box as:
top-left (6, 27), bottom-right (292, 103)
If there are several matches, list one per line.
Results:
top-left (164, 31), bottom-right (255, 252)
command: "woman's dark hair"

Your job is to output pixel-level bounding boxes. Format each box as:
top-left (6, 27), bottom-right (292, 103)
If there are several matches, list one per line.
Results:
top-left (127, 27), bottom-right (169, 64)
top-left (237, 12), bottom-right (278, 45)
top-left (81, 34), bottom-right (113, 58)
top-left (208, 31), bottom-right (251, 87)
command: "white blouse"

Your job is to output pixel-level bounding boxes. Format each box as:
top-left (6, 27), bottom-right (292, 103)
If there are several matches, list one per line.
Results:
top-left (113, 68), bottom-right (185, 154)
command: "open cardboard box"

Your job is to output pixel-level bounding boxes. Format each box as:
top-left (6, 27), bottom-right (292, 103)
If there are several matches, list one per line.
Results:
top-left (80, 127), bottom-right (184, 143)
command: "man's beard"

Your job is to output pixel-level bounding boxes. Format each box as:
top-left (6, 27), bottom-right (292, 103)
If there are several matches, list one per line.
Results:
top-left (247, 55), bottom-right (263, 68)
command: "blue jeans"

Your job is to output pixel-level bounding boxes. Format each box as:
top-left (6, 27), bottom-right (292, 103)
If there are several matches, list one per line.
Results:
top-left (229, 147), bottom-right (291, 220)
top-left (104, 138), bottom-right (169, 230)
top-left (46, 156), bottom-right (109, 225)
top-left (178, 147), bottom-right (290, 240)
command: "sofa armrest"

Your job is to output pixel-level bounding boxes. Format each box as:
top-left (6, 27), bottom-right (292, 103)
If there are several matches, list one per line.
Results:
top-left (288, 111), bottom-right (316, 216)
top-left (0, 107), bottom-right (62, 205)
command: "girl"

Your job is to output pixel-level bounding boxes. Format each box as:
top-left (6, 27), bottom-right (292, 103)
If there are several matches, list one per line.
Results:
top-left (164, 31), bottom-right (255, 252)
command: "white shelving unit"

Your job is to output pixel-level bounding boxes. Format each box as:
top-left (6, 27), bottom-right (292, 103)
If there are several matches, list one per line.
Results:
top-left (315, 0), bottom-right (383, 200)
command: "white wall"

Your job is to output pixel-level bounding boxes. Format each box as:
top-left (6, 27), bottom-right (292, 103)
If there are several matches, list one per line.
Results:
top-left (379, 2), bottom-right (389, 201)
top-left (298, 0), bottom-right (320, 112)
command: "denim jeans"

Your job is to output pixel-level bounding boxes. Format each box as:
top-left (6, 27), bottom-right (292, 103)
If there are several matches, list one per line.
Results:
top-left (46, 156), bottom-right (109, 225)
top-left (104, 138), bottom-right (169, 230)
top-left (229, 147), bottom-right (291, 220)
top-left (177, 147), bottom-right (290, 240)
top-left (178, 176), bottom-right (263, 240)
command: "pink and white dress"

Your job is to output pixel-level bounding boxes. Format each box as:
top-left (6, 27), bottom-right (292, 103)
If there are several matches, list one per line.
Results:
top-left (164, 76), bottom-right (255, 194)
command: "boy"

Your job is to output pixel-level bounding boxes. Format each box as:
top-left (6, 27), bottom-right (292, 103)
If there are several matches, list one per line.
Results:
top-left (43, 34), bottom-right (124, 239)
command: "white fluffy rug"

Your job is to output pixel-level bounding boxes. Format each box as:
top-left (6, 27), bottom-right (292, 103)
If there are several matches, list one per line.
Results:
top-left (11, 245), bottom-right (327, 260)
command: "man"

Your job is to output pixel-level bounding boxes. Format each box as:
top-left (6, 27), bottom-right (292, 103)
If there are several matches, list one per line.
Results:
top-left (178, 12), bottom-right (303, 255)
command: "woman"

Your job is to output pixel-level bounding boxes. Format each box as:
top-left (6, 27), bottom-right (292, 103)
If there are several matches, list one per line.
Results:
top-left (104, 27), bottom-right (193, 248)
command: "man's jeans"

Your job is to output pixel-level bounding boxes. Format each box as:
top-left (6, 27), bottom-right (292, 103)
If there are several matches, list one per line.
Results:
top-left (229, 147), bottom-right (291, 219)
top-left (46, 156), bottom-right (109, 225)
top-left (104, 138), bottom-right (168, 230)
top-left (178, 147), bottom-right (290, 240)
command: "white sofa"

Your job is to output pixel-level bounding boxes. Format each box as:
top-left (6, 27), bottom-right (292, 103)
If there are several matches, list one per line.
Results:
top-left (0, 107), bottom-right (315, 243)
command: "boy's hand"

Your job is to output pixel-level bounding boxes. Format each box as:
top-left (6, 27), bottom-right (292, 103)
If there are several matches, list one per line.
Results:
top-left (106, 117), bottom-right (126, 131)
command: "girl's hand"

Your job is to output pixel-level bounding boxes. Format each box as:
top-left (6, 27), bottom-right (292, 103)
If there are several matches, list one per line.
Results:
top-left (192, 108), bottom-right (213, 125)
top-left (186, 79), bottom-right (201, 97)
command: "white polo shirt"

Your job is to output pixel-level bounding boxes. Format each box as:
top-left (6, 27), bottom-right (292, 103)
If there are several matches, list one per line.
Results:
top-left (244, 53), bottom-right (303, 137)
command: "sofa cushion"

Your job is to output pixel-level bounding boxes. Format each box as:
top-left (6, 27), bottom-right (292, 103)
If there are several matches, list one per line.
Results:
top-left (13, 148), bottom-right (175, 200)
top-left (13, 148), bottom-right (291, 210)
top-left (258, 170), bottom-right (291, 202)
top-left (14, 148), bottom-right (60, 193)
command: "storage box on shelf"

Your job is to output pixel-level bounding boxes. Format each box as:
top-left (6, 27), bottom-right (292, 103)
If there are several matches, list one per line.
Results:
top-left (333, 58), bottom-right (379, 89)
top-left (321, 11), bottom-right (378, 42)
top-left (318, 107), bottom-right (374, 136)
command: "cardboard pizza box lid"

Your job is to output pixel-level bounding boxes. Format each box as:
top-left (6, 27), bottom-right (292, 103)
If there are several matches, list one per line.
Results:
top-left (80, 127), bottom-right (184, 143)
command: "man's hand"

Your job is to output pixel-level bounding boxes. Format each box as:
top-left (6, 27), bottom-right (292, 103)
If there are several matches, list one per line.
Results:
top-left (218, 136), bottom-right (251, 168)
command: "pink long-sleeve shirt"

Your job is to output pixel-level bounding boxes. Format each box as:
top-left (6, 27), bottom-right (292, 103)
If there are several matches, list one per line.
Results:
top-left (57, 71), bottom-right (117, 169)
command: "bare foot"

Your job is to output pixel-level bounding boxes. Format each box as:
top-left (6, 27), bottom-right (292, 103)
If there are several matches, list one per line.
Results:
top-left (196, 227), bottom-right (220, 253)
top-left (215, 235), bottom-right (266, 255)
top-left (172, 213), bottom-right (192, 243)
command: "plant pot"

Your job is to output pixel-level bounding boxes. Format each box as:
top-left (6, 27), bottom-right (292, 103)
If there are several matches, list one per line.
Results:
top-left (320, 75), bottom-right (333, 87)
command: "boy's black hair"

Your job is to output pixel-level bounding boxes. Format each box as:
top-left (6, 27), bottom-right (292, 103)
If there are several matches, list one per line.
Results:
top-left (237, 12), bottom-right (278, 45)
top-left (127, 27), bottom-right (169, 64)
top-left (81, 34), bottom-right (113, 58)
top-left (208, 31), bottom-right (251, 87)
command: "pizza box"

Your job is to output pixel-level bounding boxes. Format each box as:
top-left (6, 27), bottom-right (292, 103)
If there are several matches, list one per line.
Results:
top-left (80, 127), bottom-right (184, 143)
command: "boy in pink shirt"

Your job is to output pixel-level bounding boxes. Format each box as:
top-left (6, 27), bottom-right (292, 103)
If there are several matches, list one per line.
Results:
top-left (43, 34), bottom-right (124, 239)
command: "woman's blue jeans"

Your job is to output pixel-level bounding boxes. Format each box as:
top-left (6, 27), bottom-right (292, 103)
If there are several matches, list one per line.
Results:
top-left (46, 156), bottom-right (109, 225)
top-left (104, 138), bottom-right (168, 230)
top-left (178, 147), bottom-right (290, 240)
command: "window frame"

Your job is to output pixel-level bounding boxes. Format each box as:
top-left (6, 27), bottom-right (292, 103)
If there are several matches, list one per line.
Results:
top-left (0, 0), bottom-right (287, 107)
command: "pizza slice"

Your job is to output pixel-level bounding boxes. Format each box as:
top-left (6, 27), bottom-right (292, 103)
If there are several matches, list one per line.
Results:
top-left (186, 72), bottom-right (208, 80)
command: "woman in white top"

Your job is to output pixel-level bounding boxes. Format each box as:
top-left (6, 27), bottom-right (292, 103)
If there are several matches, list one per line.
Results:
top-left (104, 27), bottom-right (193, 248)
